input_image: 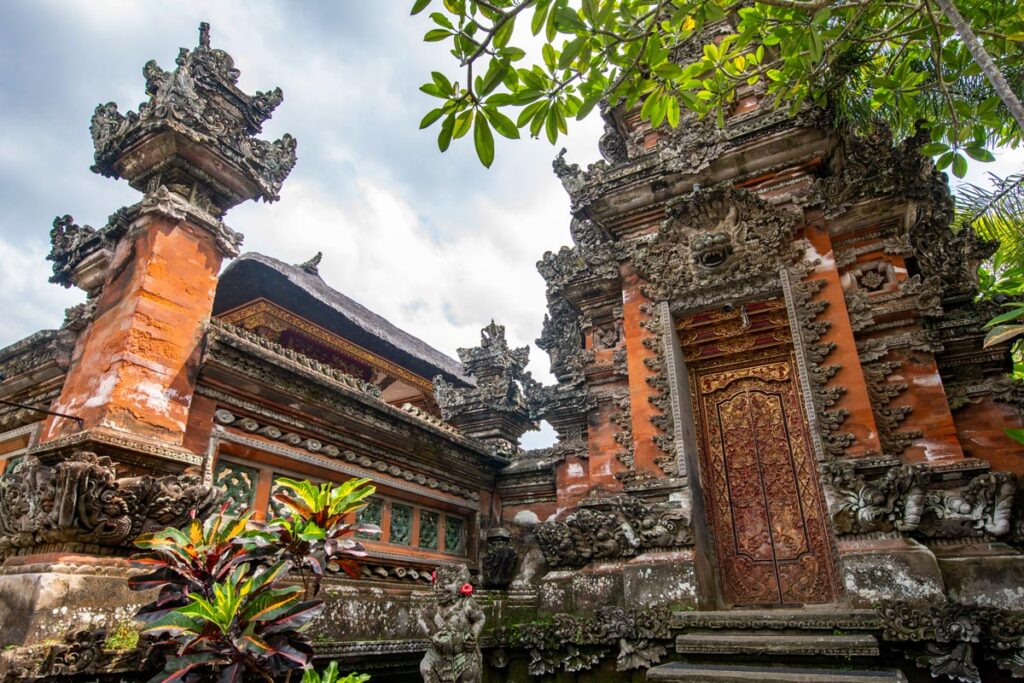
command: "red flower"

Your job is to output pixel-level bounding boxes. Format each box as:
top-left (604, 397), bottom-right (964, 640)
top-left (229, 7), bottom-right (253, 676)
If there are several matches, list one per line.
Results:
top-left (431, 570), bottom-right (436, 584)
top-left (459, 582), bottom-right (474, 596)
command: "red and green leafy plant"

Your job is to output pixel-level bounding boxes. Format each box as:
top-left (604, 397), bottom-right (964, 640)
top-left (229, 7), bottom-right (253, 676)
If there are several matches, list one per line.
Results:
top-left (301, 661), bottom-right (370, 683)
top-left (259, 477), bottom-right (378, 596)
top-left (128, 477), bottom-right (379, 682)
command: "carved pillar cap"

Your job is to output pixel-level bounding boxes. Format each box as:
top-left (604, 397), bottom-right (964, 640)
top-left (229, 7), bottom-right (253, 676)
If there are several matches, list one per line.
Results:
top-left (133, 185), bottom-right (244, 257)
top-left (89, 22), bottom-right (296, 213)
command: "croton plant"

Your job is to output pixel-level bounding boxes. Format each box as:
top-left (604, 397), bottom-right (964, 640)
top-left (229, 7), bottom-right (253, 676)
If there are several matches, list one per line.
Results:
top-left (129, 477), bottom-right (379, 682)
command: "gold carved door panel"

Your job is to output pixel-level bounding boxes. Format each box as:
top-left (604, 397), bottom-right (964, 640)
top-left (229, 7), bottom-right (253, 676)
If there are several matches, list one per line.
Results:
top-left (692, 358), bottom-right (841, 607)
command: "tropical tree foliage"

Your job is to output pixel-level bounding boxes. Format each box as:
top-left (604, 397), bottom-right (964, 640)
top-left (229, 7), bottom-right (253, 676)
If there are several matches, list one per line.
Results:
top-left (129, 478), bottom-right (379, 683)
top-left (412, 0), bottom-right (1023, 169)
top-left (958, 172), bottom-right (1024, 270)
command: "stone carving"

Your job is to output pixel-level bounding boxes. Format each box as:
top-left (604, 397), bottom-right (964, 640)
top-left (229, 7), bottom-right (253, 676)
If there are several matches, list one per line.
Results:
top-left (0, 331), bottom-right (62, 383)
top-left (534, 495), bottom-right (692, 568)
top-left (434, 321), bottom-right (536, 452)
top-left (0, 451), bottom-right (217, 555)
top-left (785, 272), bottom-right (851, 458)
top-left (90, 23), bottom-right (296, 210)
top-left (598, 119), bottom-right (628, 165)
top-left (481, 527), bottom-right (518, 589)
top-left (845, 288), bottom-right (875, 332)
top-left (496, 606), bottom-right (671, 676)
top-left (815, 124), bottom-right (934, 219)
top-left (138, 185), bottom-right (245, 257)
top-left (536, 296), bottom-right (586, 383)
top-left (611, 390), bottom-right (634, 471)
top-left (823, 462), bottom-right (926, 534)
top-left (0, 628), bottom-right (110, 681)
top-left (864, 361), bottom-right (920, 456)
top-left (46, 210), bottom-right (129, 294)
top-left (212, 408), bottom-right (479, 501)
top-left (912, 213), bottom-right (998, 303)
top-left (296, 251), bottom-right (323, 275)
top-left (418, 563), bottom-right (485, 683)
top-left (822, 461), bottom-right (1017, 539)
top-left (536, 217), bottom-right (620, 299)
top-left (880, 601), bottom-right (1024, 683)
top-left (210, 320), bottom-right (383, 398)
top-left (640, 304), bottom-right (678, 475)
top-left (630, 184), bottom-right (800, 311)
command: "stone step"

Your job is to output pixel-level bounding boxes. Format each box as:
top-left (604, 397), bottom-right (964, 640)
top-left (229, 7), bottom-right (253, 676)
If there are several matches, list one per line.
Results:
top-left (670, 609), bottom-right (881, 632)
top-left (674, 630), bottom-right (880, 657)
top-left (646, 662), bottom-right (907, 683)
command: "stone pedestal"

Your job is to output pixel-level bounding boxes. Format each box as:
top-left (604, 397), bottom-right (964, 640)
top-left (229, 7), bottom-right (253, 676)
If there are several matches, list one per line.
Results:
top-left (0, 560), bottom-right (146, 647)
top-left (934, 542), bottom-right (1024, 610)
top-left (839, 537), bottom-right (946, 608)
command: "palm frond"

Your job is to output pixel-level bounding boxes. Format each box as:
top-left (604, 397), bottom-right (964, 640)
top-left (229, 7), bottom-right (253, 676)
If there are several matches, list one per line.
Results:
top-left (955, 171), bottom-right (1024, 271)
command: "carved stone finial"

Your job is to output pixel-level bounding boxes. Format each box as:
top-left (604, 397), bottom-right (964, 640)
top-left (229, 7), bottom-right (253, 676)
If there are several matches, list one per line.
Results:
top-left (89, 23), bottom-right (296, 213)
top-left (418, 563), bottom-right (485, 683)
top-left (433, 322), bottom-right (536, 452)
top-left (297, 251), bottom-right (323, 275)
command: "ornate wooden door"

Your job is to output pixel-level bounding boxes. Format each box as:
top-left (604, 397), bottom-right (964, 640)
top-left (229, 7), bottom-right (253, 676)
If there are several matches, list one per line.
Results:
top-left (690, 356), bottom-right (841, 606)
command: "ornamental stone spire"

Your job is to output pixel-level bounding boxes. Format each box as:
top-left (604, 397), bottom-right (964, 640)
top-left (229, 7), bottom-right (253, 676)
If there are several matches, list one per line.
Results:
top-left (37, 23), bottom-right (295, 464)
top-left (434, 321), bottom-right (536, 454)
top-left (90, 21), bottom-right (296, 211)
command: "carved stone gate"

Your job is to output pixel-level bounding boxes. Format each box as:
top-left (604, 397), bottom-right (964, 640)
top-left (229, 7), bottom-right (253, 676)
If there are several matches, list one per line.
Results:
top-left (679, 302), bottom-right (843, 607)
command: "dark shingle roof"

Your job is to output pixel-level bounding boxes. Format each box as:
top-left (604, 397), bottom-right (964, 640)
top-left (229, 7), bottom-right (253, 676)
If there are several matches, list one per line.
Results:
top-left (213, 253), bottom-right (471, 386)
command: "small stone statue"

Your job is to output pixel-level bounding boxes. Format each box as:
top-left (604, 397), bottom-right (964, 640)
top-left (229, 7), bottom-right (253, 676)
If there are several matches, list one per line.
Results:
top-left (418, 563), bottom-right (485, 683)
top-left (481, 527), bottom-right (518, 589)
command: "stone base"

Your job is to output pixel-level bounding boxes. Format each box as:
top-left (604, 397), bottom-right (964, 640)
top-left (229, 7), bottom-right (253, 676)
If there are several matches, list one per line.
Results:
top-left (933, 542), bottom-right (1024, 609)
top-left (674, 631), bottom-right (879, 657)
top-left (0, 561), bottom-right (147, 647)
top-left (646, 662), bottom-right (908, 682)
top-left (839, 537), bottom-right (945, 607)
top-left (623, 550), bottom-right (697, 610)
top-left (537, 552), bottom-right (698, 614)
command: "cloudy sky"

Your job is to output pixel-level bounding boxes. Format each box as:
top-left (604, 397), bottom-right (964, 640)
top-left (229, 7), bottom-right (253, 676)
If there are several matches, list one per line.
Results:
top-left (0, 1), bottom-right (608, 444)
top-left (1, 2), bottom-right (1021, 448)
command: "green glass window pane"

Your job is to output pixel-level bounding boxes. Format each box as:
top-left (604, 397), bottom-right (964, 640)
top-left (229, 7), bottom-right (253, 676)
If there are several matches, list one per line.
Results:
top-left (419, 510), bottom-right (439, 550)
top-left (444, 515), bottom-right (464, 554)
top-left (389, 503), bottom-right (412, 545)
top-left (357, 498), bottom-right (383, 540)
top-left (213, 461), bottom-right (258, 516)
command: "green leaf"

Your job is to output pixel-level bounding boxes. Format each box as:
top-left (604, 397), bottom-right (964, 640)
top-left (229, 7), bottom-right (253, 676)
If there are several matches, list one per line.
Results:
top-left (554, 8), bottom-right (586, 33)
top-left (453, 110), bottom-right (474, 139)
top-left (1008, 429), bottom-right (1024, 446)
top-left (964, 146), bottom-right (995, 162)
top-left (545, 106), bottom-right (559, 144)
top-left (517, 99), bottom-right (547, 127)
top-left (411, 0), bottom-right (432, 15)
top-left (531, 0), bottom-right (550, 36)
top-left (984, 324), bottom-right (1024, 348)
top-left (484, 107), bottom-right (520, 139)
top-left (952, 152), bottom-right (968, 179)
top-left (919, 142), bottom-right (950, 156)
top-left (423, 28), bottom-right (450, 42)
top-left (493, 16), bottom-right (515, 49)
top-left (559, 37), bottom-right (587, 69)
top-left (984, 306), bottom-right (1024, 327)
top-left (666, 95), bottom-right (680, 128)
top-left (438, 114), bottom-right (455, 152)
top-left (474, 115), bottom-right (495, 167)
top-left (575, 93), bottom-right (602, 121)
